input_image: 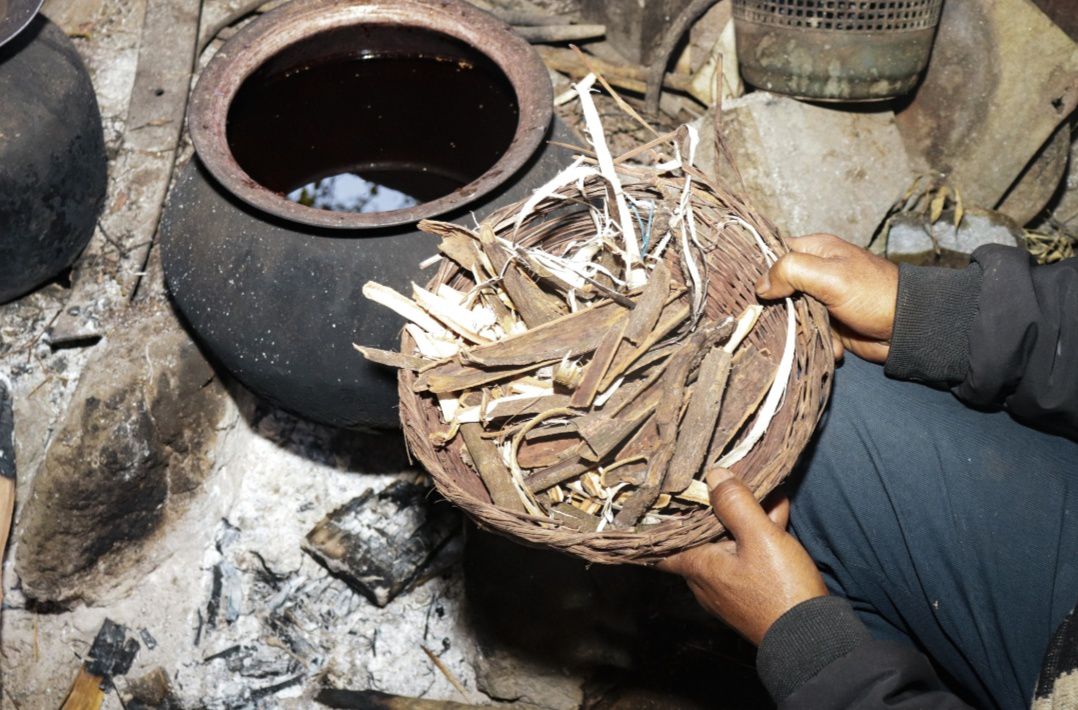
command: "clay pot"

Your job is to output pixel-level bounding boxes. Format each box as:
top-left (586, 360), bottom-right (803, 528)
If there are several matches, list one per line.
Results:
top-left (161, 0), bottom-right (574, 428)
top-left (0, 14), bottom-right (107, 303)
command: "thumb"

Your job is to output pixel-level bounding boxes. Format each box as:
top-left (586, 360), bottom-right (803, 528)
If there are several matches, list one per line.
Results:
top-left (706, 468), bottom-right (775, 541)
top-left (756, 252), bottom-right (844, 304)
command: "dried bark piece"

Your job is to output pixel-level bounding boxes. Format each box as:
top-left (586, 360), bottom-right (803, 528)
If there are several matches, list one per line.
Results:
top-left (663, 347), bottom-right (732, 493)
top-left (363, 282), bottom-right (450, 339)
top-left (437, 233), bottom-right (486, 277)
top-left (623, 260), bottom-right (671, 344)
top-left (576, 391), bottom-right (659, 461)
top-left (479, 224), bottom-right (567, 327)
top-left (522, 389), bottom-right (658, 492)
top-left (601, 459), bottom-right (648, 487)
top-left (598, 297), bottom-right (690, 391)
top-left (523, 452), bottom-right (592, 492)
top-left (570, 319), bottom-right (628, 408)
top-left (460, 424), bottom-right (525, 513)
top-left (354, 345), bottom-right (427, 371)
top-left (411, 283), bottom-right (492, 345)
top-left (516, 433), bottom-right (579, 469)
top-left (416, 358), bottom-right (560, 394)
top-left (706, 347), bottom-right (778, 463)
top-left (613, 336), bottom-right (697, 528)
top-left (485, 393), bottom-right (571, 422)
top-left (620, 417), bottom-right (660, 459)
top-left (463, 299), bottom-right (631, 367)
top-left (550, 503), bottom-right (601, 532)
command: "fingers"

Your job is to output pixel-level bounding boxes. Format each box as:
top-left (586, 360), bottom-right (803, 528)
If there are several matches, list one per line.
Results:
top-left (657, 540), bottom-right (735, 578)
top-left (765, 494), bottom-right (791, 530)
top-left (705, 468), bottom-right (776, 541)
top-left (755, 252), bottom-right (845, 304)
top-left (832, 333), bottom-right (845, 361)
top-left (833, 322), bottom-right (890, 364)
top-left (785, 233), bottom-right (851, 258)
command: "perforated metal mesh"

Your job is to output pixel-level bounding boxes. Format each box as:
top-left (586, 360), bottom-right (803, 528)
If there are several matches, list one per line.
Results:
top-left (733, 0), bottom-right (943, 32)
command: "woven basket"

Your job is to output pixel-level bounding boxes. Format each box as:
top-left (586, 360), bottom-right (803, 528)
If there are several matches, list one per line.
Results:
top-left (399, 171), bottom-right (833, 565)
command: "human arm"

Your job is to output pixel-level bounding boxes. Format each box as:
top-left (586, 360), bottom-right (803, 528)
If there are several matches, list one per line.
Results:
top-left (758, 236), bottom-right (1078, 437)
top-left (661, 469), bottom-right (971, 708)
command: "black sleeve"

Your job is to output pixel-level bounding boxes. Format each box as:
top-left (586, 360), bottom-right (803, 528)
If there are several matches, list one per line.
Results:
top-left (885, 246), bottom-right (1078, 438)
top-left (757, 597), bottom-right (971, 709)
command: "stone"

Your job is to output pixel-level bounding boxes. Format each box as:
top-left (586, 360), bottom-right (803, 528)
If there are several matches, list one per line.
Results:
top-left (998, 122), bottom-right (1071, 226)
top-left (14, 300), bottom-right (229, 604)
top-left (123, 667), bottom-right (180, 710)
top-left (886, 208), bottom-right (1024, 267)
top-left (472, 645), bottom-right (585, 710)
top-left (302, 479), bottom-right (460, 607)
top-left (895, 0), bottom-right (1078, 211)
top-left (713, 92), bottom-right (915, 247)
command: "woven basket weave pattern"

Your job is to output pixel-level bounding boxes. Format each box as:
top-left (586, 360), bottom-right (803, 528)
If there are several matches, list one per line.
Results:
top-left (399, 175), bottom-right (833, 564)
top-left (733, 0), bottom-right (943, 32)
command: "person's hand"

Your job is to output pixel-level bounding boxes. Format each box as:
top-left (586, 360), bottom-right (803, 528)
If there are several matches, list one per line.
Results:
top-left (658, 468), bottom-right (828, 646)
top-left (756, 234), bottom-right (898, 363)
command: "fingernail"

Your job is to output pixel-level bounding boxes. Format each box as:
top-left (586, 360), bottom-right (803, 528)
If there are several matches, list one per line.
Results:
top-left (706, 467), bottom-right (734, 490)
top-left (755, 273), bottom-right (771, 296)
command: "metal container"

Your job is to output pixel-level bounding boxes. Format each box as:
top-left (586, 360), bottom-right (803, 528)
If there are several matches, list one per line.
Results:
top-left (162, 0), bottom-right (573, 428)
top-left (733, 0), bottom-right (944, 101)
top-left (0, 0), bottom-right (43, 47)
top-left (0, 13), bottom-right (107, 303)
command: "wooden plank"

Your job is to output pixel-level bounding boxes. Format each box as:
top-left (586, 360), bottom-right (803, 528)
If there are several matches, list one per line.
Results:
top-left (50, 0), bottom-right (199, 342)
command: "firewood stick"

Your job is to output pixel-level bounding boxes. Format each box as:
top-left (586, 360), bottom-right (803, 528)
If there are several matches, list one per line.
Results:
top-left (0, 384), bottom-right (15, 609)
top-left (60, 668), bottom-right (106, 710)
top-left (316, 688), bottom-right (483, 709)
top-left (536, 46), bottom-right (694, 96)
top-left (513, 24), bottom-right (606, 43)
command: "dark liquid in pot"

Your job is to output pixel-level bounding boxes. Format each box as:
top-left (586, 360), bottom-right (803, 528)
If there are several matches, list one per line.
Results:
top-left (227, 53), bottom-right (520, 214)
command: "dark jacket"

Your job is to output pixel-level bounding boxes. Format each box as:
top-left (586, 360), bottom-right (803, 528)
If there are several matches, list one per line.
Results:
top-left (757, 246), bottom-right (1078, 708)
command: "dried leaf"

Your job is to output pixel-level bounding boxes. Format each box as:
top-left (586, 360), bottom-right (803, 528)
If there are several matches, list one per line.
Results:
top-left (929, 185), bottom-right (949, 223)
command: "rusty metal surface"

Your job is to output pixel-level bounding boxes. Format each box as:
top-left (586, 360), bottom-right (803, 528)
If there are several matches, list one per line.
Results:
top-left (731, 0), bottom-right (942, 101)
top-left (0, 0), bottom-right (42, 47)
top-left (895, 0), bottom-right (1078, 210)
top-left (734, 23), bottom-right (937, 101)
top-left (189, 0), bottom-right (553, 230)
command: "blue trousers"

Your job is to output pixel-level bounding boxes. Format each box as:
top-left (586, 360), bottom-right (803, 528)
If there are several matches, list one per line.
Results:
top-left (788, 356), bottom-right (1078, 710)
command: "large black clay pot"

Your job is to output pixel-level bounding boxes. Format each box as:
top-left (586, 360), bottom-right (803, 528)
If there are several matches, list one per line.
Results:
top-left (161, 0), bottom-right (575, 429)
top-left (0, 15), bottom-right (107, 304)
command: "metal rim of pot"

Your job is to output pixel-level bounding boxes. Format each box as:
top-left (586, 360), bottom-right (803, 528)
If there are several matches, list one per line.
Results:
top-left (0, 0), bottom-right (44, 48)
top-left (188, 0), bottom-right (554, 230)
